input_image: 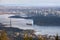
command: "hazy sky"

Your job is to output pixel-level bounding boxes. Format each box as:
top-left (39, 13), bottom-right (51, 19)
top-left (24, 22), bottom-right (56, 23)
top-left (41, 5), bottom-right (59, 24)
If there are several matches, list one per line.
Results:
top-left (0, 0), bottom-right (60, 6)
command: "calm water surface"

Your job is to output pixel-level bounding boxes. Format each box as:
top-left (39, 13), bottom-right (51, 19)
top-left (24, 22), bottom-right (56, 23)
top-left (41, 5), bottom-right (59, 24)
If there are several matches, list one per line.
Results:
top-left (0, 14), bottom-right (60, 35)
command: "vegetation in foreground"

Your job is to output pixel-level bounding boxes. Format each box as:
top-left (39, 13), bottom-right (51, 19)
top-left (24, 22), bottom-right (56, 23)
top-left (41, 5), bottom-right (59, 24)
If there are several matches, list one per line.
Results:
top-left (0, 26), bottom-right (60, 40)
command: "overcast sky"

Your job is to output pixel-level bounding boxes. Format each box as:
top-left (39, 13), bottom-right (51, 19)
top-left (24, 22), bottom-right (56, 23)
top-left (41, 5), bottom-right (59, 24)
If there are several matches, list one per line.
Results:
top-left (0, 0), bottom-right (60, 6)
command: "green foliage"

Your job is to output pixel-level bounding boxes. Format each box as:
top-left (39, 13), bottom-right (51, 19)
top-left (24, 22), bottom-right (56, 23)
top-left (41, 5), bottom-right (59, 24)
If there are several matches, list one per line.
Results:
top-left (24, 33), bottom-right (29, 40)
top-left (0, 30), bottom-right (9, 40)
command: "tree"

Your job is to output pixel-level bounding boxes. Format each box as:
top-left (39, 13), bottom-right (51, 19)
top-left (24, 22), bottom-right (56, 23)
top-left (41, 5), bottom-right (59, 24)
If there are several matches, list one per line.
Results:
top-left (38, 35), bottom-right (44, 40)
top-left (0, 30), bottom-right (9, 40)
top-left (29, 35), bottom-right (33, 40)
top-left (55, 34), bottom-right (58, 40)
top-left (24, 33), bottom-right (29, 40)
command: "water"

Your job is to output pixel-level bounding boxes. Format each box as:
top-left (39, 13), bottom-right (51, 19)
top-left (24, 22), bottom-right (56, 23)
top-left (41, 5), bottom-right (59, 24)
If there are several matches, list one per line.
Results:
top-left (0, 14), bottom-right (60, 35)
top-left (34, 25), bottom-right (60, 35)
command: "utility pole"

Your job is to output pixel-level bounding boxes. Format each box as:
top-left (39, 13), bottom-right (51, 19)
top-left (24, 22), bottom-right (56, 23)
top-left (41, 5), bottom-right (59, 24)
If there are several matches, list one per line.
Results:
top-left (10, 18), bottom-right (12, 27)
